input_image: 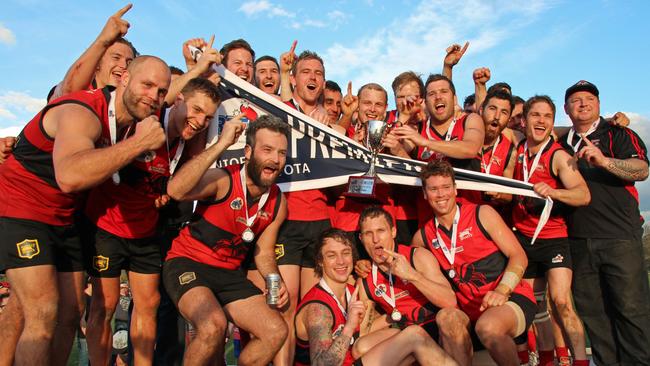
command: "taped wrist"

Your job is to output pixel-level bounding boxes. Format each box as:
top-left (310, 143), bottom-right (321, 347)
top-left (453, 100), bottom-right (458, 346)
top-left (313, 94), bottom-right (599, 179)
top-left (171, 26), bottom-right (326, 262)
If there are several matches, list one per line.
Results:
top-left (495, 264), bottom-right (525, 296)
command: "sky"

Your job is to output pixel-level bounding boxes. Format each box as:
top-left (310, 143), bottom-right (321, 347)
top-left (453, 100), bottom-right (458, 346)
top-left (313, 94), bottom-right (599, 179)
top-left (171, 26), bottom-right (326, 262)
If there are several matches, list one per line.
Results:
top-left (1, 0), bottom-right (650, 209)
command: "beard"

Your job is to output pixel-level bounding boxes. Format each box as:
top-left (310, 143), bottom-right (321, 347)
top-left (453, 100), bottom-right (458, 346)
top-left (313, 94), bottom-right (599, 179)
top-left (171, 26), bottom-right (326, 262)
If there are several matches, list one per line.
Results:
top-left (122, 87), bottom-right (158, 121)
top-left (246, 153), bottom-right (278, 188)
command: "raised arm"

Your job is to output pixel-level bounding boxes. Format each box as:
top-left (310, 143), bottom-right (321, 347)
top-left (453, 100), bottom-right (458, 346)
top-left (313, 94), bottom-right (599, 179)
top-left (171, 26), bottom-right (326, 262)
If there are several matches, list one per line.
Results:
top-left (279, 40), bottom-right (297, 102)
top-left (472, 67), bottom-right (490, 111)
top-left (52, 105), bottom-right (165, 193)
top-left (53, 4), bottom-right (132, 99)
top-left (166, 118), bottom-right (246, 201)
top-left (442, 42), bottom-right (469, 81)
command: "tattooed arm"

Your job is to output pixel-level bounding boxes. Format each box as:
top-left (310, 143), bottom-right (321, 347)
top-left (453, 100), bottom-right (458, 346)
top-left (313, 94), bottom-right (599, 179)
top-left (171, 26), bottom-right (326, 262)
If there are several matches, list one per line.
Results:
top-left (305, 303), bottom-right (352, 366)
top-left (603, 158), bottom-right (649, 181)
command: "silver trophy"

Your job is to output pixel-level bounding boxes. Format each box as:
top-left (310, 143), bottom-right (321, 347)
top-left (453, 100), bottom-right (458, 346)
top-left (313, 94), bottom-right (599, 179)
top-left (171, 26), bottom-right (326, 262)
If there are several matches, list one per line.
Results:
top-left (346, 120), bottom-right (389, 198)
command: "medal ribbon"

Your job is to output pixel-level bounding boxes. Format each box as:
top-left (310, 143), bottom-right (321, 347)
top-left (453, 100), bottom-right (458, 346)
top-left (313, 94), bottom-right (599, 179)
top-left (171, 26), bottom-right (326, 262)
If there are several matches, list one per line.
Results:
top-left (239, 165), bottom-right (270, 232)
top-left (371, 263), bottom-right (397, 308)
top-left (318, 278), bottom-right (352, 319)
top-left (480, 135), bottom-right (501, 174)
top-left (163, 107), bottom-right (185, 175)
top-left (522, 137), bottom-right (551, 183)
top-left (566, 119), bottom-right (599, 152)
top-left (434, 205), bottom-right (460, 268)
top-left (423, 117), bottom-right (456, 157)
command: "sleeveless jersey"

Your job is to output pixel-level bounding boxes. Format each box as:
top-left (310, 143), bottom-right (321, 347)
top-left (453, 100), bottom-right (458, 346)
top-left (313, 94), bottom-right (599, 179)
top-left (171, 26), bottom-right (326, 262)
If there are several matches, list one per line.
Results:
top-left (0, 87), bottom-right (113, 226)
top-left (421, 203), bottom-right (534, 321)
top-left (417, 114), bottom-right (467, 163)
top-left (295, 283), bottom-right (357, 366)
top-left (284, 100), bottom-right (330, 221)
top-left (512, 140), bottom-right (567, 239)
top-left (460, 133), bottom-right (515, 206)
top-left (166, 164), bottom-right (282, 270)
top-left (85, 107), bottom-right (174, 239)
top-left (362, 245), bottom-right (438, 327)
top-left (331, 184), bottom-right (395, 232)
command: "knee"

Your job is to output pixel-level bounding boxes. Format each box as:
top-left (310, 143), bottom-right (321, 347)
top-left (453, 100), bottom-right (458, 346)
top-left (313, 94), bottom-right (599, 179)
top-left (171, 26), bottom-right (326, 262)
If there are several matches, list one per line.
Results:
top-left (195, 314), bottom-right (227, 344)
top-left (474, 317), bottom-right (507, 346)
top-left (135, 291), bottom-right (161, 315)
top-left (403, 325), bottom-right (430, 344)
top-left (263, 316), bottom-right (289, 348)
top-left (436, 307), bottom-right (470, 341)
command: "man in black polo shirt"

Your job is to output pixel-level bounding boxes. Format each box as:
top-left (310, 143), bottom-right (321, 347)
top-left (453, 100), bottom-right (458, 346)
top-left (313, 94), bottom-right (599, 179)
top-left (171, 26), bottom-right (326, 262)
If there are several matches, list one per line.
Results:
top-left (561, 80), bottom-right (650, 365)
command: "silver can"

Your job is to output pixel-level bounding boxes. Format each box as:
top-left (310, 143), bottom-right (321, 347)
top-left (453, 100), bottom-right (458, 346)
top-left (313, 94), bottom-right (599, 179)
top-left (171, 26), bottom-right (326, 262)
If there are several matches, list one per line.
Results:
top-left (266, 273), bottom-right (281, 305)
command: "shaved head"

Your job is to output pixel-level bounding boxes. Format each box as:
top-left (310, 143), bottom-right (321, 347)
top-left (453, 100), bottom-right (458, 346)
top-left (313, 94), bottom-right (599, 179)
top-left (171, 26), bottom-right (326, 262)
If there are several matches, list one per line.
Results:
top-left (127, 55), bottom-right (170, 76)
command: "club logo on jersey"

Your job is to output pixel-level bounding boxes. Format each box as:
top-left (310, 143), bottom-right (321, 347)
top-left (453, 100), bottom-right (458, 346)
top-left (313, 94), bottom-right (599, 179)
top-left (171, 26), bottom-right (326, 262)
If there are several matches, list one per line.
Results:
top-left (551, 254), bottom-right (564, 264)
top-left (136, 150), bottom-right (157, 163)
top-left (459, 227), bottom-right (473, 241)
top-left (93, 255), bottom-right (109, 272)
top-left (274, 244), bottom-right (285, 259)
top-left (259, 211), bottom-right (271, 221)
top-left (179, 272), bottom-right (197, 285)
top-left (431, 238), bottom-right (441, 249)
top-left (395, 290), bottom-right (410, 300)
top-left (491, 156), bottom-right (503, 167)
top-left (230, 197), bottom-right (243, 210)
top-left (375, 284), bottom-right (387, 297)
top-left (16, 239), bottom-right (40, 259)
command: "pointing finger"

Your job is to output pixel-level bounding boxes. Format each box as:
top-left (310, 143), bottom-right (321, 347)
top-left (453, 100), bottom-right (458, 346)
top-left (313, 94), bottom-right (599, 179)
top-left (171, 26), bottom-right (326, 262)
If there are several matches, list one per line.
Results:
top-left (115, 3), bottom-right (132, 17)
top-left (290, 40), bottom-right (297, 54)
top-left (347, 81), bottom-right (353, 96)
top-left (382, 248), bottom-right (397, 258)
top-left (351, 284), bottom-right (360, 301)
top-left (459, 41), bottom-right (469, 56)
top-left (207, 35), bottom-right (215, 49)
top-left (580, 134), bottom-right (594, 146)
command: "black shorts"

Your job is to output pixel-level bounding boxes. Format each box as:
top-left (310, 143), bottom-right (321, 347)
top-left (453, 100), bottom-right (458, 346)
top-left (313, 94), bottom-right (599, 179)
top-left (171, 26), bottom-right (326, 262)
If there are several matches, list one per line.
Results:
top-left (515, 231), bottom-right (572, 279)
top-left (163, 257), bottom-right (262, 306)
top-left (85, 227), bottom-right (161, 278)
top-left (272, 219), bottom-right (331, 268)
top-left (0, 217), bottom-right (84, 272)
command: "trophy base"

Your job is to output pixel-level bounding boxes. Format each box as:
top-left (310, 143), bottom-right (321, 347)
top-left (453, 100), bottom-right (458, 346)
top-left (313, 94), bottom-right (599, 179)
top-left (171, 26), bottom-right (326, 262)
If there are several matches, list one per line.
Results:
top-left (344, 175), bottom-right (389, 201)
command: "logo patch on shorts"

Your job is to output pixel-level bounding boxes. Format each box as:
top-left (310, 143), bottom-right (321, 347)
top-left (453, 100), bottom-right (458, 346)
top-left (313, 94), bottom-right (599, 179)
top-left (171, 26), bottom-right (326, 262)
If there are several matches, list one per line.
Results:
top-left (93, 255), bottom-right (109, 272)
top-left (551, 254), bottom-right (564, 264)
top-left (179, 272), bottom-right (196, 285)
top-left (16, 239), bottom-right (40, 259)
top-left (274, 244), bottom-right (285, 259)
top-left (230, 197), bottom-right (243, 210)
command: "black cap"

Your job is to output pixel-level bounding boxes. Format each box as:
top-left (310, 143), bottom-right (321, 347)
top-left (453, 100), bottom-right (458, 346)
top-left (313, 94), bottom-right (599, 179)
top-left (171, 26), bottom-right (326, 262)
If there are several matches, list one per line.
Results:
top-left (565, 80), bottom-right (599, 101)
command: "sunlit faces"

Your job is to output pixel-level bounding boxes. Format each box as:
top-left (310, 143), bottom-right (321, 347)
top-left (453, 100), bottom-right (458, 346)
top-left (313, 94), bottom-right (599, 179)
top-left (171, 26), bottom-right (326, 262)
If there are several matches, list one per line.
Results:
top-left (320, 237), bottom-right (354, 283)
top-left (226, 48), bottom-right (254, 83)
top-left (122, 61), bottom-right (171, 121)
top-left (482, 97), bottom-right (512, 143)
top-left (425, 80), bottom-right (455, 123)
top-left (358, 88), bottom-right (387, 124)
top-left (394, 81), bottom-right (422, 104)
top-left (508, 102), bottom-right (524, 131)
top-left (291, 58), bottom-right (325, 104)
top-left (359, 215), bottom-right (396, 265)
top-left (524, 101), bottom-right (555, 145)
top-left (96, 42), bottom-right (135, 88)
top-left (323, 89), bottom-right (342, 124)
top-left (175, 92), bottom-right (218, 141)
top-left (245, 129), bottom-right (288, 188)
top-left (423, 174), bottom-right (457, 216)
top-left (564, 91), bottom-right (600, 125)
top-left (255, 60), bottom-right (280, 94)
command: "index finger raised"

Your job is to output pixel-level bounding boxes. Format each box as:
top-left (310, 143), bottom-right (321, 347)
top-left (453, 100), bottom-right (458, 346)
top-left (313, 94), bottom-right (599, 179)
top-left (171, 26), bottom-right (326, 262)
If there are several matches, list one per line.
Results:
top-left (207, 35), bottom-right (215, 49)
top-left (351, 284), bottom-right (360, 301)
top-left (290, 40), bottom-right (298, 54)
top-left (580, 134), bottom-right (594, 146)
top-left (115, 3), bottom-right (133, 17)
top-left (459, 41), bottom-right (469, 56)
top-left (382, 248), bottom-right (397, 258)
top-left (347, 81), bottom-right (353, 96)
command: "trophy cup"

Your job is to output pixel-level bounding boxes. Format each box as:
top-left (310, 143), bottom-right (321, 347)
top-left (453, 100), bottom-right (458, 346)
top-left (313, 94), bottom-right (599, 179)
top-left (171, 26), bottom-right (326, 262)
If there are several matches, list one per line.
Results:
top-left (346, 120), bottom-right (389, 198)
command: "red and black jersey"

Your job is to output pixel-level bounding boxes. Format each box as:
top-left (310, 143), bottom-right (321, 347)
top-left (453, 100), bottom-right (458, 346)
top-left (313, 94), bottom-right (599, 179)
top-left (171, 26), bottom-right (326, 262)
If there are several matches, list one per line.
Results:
top-left (460, 133), bottom-right (515, 206)
top-left (416, 114), bottom-right (467, 164)
top-left (560, 118), bottom-right (648, 239)
top-left (295, 283), bottom-right (357, 366)
top-left (511, 139), bottom-right (567, 239)
top-left (362, 245), bottom-right (439, 327)
top-left (166, 164), bottom-right (282, 270)
top-left (421, 203), bottom-right (534, 321)
top-left (0, 87), bottom-right (113, 226)
top-left (284, 100), bottom-right (330, 221)
top-left (85, 107), bottom-right (174, 239)
top-left (331, 184), bottom-right (395, 232)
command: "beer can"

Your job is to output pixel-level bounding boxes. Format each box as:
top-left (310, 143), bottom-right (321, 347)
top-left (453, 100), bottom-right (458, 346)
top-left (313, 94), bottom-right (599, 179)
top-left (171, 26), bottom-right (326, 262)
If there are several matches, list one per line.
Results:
top-left (266, 273), bottom-right (281, 305)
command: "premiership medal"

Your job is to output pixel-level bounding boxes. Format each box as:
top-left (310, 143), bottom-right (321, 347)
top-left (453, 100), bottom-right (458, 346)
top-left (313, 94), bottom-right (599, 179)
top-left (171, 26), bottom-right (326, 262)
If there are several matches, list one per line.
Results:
top-left (374, 287), bottom-right (384, 297)
top-left (448, 269), bottom-right (456, 279)
top-left (421, 150), bottom-right (432, 160)
top-left (242, 227), bottom-right (255, 243)
top-left (391, 308), bottom-right (402, 322)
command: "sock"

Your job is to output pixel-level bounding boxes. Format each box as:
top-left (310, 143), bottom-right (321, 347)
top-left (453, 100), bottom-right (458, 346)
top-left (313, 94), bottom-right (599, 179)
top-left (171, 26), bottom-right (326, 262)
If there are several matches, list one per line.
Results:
top-left (518, 350), bottom-right (530, 365)
top-left (556, 347), bottom-right (570, 358)
top-left (539, 350), bottom-right (555, 366)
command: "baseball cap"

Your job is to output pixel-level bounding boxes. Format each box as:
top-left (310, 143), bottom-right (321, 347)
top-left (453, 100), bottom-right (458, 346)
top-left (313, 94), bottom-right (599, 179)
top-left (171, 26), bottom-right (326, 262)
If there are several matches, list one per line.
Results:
top-left (565, 80), bottom-right (599, 101)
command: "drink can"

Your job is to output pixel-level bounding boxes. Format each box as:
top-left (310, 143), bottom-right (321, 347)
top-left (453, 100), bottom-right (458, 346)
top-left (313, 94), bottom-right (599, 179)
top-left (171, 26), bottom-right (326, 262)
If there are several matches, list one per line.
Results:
top-left (266, 273), bottom-right (281, 305)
